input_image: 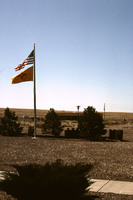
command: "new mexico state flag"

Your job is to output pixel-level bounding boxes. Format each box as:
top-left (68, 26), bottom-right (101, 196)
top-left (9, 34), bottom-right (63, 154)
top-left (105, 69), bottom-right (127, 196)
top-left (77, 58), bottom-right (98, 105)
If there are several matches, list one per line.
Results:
top-left (12, 66), bottom-right (33, 84)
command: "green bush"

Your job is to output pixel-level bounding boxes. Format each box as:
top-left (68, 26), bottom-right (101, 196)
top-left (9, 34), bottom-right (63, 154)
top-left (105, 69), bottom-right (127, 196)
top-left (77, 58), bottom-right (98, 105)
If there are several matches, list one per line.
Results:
top-left (42, 108), bottom-right (63, 137)
top-left (0, 108), bottom-right (23, 136)
top-left (78, 106), bottom-right (106, 140)
top-left (0, 160), bottom-right (93, 200)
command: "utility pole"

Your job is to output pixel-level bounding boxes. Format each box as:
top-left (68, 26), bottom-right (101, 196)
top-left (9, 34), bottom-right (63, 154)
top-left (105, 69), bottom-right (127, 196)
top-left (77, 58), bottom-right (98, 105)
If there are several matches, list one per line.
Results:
top-left (77, 105), bottom-right (80, 120)
top-left (104, 103), bottom-right (106, 120)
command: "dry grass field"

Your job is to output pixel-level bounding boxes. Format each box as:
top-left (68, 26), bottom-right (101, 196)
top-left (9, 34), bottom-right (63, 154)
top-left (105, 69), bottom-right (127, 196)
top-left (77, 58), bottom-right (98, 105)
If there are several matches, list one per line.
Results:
top-left (1, 107), bottom-right (133, 134)
top-left (1, 107), bottom-right (133, 122)
top-left (0, 134), bottom-right (133, 181)
top-left (0, 108), bottom-right (133, 199)
top-left (0, 133), bottom-right (133, 200)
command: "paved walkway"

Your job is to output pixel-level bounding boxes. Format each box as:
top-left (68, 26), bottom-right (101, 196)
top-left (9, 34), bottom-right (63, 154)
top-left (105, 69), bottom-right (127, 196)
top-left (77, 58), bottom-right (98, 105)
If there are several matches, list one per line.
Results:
top-left (0, 171), bottom-right (5, 180)
top-left (0, 171), bottom-right (133, 195)
top-left (87, 179), bottom-right (133, 195)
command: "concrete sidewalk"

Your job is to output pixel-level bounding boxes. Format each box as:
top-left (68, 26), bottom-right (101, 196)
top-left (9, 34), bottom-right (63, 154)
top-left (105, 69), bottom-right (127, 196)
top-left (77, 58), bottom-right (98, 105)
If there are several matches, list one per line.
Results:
top-left (0, 171), bottom-right (5, 180)
top-left (0, 171), bottom-right (133, 195)
top-left (87, 179), bottom-right (133, 195)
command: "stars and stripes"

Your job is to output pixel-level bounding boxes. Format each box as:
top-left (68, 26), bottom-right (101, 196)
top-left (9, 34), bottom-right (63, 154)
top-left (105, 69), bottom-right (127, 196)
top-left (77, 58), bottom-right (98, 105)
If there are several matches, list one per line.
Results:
top-left (15, 50), bottom-right (34, 71)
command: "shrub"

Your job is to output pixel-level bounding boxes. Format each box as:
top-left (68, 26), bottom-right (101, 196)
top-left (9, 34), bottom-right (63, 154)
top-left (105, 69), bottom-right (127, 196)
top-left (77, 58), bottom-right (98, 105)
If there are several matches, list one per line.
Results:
top-left (65, 128), bottom-right (81, 138)
top-left (0, 108), bottom-right (23, 136)
top-left (42, 108), bottom-right (63, 137)
top-left (0, 160), bottom-right (93, 200)
top-left (78, 106), bottom-right (106, 140)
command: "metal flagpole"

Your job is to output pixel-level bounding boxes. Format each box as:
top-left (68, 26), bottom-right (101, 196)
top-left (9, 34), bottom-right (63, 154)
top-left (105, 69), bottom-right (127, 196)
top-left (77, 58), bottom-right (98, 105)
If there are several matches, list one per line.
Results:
top-left (33, 43), bottom-right (37, 138)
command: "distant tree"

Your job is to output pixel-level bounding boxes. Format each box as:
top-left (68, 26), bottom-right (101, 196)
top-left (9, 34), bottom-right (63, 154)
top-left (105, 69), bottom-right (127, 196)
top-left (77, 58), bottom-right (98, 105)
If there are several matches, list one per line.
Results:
top-left (0, 107), bottom-right (23, 136)
top-left (78, 106), bottom-right (106, 140)
top-left (42, 108), bottom-right (63, 137)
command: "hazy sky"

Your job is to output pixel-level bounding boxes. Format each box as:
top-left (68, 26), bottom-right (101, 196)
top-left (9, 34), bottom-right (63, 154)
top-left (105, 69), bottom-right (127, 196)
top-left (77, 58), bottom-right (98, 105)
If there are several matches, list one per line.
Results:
top-left (1, 0), bottom-right (133, 112)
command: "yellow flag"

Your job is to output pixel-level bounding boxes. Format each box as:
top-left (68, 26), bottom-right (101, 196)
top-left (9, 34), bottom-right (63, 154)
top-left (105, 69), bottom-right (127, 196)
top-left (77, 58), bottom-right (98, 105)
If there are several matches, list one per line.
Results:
top-left (12, 66), bottom-right (33, 84)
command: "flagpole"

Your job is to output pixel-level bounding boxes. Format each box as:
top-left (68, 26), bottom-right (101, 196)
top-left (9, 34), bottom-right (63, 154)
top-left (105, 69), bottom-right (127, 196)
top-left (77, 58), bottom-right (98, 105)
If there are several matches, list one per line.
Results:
top-left (33, 43), bottom-right (37, 138)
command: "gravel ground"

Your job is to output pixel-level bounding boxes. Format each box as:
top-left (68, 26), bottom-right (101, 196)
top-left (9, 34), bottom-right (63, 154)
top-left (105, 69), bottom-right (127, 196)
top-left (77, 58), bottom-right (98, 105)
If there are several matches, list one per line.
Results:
top-left (0, 135), bottom-right (133, 181)
top-left (0, 128), bottom-right (133, 200)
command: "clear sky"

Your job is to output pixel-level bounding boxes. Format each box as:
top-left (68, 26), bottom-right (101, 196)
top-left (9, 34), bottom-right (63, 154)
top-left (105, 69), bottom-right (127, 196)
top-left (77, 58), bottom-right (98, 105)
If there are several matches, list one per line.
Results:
top-left (1, 0), bottom-right (133, 112)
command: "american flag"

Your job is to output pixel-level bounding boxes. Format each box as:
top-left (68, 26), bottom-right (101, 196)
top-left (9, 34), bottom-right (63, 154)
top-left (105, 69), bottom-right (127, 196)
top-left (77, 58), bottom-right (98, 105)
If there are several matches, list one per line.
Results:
top-left (15, 50), bottom-right (34, 71)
